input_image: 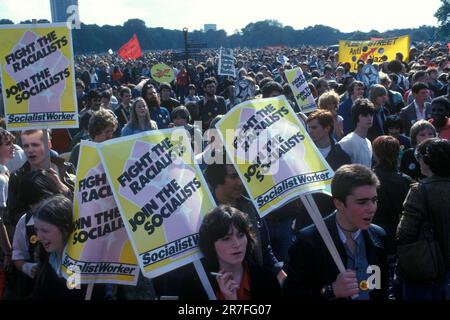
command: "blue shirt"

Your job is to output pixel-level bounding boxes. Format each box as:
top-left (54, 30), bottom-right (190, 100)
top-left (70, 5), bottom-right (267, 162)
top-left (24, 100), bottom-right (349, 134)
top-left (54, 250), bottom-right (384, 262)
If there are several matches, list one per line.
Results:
top-left (336, 222), bottom-right (371, 300)
top-left (338, 97), bottom-right (355, 135)
top-left (375, 108), bottom-right (385, 135)
top-left (121, 122), bottom-right (157, 136)
top-left (150, 107), bottom-right (171, 129)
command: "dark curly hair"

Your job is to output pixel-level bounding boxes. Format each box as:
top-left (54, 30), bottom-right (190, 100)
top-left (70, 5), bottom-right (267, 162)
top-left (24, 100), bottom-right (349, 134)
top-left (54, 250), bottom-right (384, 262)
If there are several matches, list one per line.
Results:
top-left (416, 138), bottom-right (450, 177)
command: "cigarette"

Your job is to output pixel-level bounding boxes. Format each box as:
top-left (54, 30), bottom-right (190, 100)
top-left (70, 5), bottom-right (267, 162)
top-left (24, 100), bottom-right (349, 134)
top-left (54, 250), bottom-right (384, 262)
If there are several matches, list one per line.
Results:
top-left (210, 272), bottom-right (223, 277)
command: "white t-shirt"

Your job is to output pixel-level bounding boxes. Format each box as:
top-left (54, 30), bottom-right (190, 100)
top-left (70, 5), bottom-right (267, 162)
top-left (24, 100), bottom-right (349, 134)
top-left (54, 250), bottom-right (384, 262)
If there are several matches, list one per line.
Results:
top-left (338, 132), bottom-right (373, 167)
top-left (12, 213), bottom-right (31, 261)
top-left (318, 145), bottom-right (332, 158)
top-left (0, 165), bottom-right (9, 207)
top-left (6, 144), bottom-right (26, 172)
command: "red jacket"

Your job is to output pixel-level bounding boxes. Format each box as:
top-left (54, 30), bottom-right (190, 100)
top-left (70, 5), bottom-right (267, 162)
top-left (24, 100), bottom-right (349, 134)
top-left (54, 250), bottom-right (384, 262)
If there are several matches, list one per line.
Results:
top-left (176, 70), bottom-right (189, 86)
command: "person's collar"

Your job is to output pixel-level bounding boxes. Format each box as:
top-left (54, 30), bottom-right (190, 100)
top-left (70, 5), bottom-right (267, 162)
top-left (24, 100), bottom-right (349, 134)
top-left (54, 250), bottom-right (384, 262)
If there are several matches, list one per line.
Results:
top-left (336, 219), bottom-right (361, 243)
top-left (353, 126), bottom-right (368, 139)
top-left (204, 95), bottom-right (217, 104)
top-left (0, 164), bottom-right (8, 175)
top-left (413, 99), bottom-right (425, 110)
top-left (315, 135), bottom-right (331, 149)
top-left (49, 252), bottom-right (63, 278)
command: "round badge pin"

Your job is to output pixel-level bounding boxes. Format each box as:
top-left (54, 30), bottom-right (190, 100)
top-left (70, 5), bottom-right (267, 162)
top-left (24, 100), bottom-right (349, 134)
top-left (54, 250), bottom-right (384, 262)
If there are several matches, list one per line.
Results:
top-left (30, 235), bottom-right (38, 244)
top-left (359, 280), bottom-right (369, 291)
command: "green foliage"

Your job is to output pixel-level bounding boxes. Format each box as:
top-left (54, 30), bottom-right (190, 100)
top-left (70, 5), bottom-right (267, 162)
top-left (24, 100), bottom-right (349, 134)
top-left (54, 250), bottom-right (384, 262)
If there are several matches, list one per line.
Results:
top-left (0, 19), bottom-right (14, 24)
top-left (434, 0), bottom-right (450, 41)
top-left (434, 0), bottom-right (450, 25)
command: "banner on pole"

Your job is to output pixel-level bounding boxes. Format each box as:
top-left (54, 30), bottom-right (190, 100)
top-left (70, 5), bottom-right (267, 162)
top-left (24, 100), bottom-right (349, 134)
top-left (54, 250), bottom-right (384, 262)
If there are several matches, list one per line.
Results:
top-left (284, 68), bottom-right (317, 114)
top-left (99, 129), bottom-right (216, 278)
top-left (216, 96), bottom-right (334, 218)
top-left (0, 23), bottom-right (78, 130)
top-left (218, 47), bottom-right (236, 78)
top-left (62, 141), bottom-right (139, 285)
top-left (151, 63), bottom-right (175, 84)
top-left (338, 35), bottom-right (410, 72)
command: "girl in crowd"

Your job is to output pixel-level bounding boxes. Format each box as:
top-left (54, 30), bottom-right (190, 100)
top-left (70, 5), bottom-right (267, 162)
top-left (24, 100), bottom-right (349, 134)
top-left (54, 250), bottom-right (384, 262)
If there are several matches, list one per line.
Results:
top-left (372, 136), bottom-right (414, 299)
top-left (372, 136), bottom-right (414, 249)
top-left (32, 195), bottom-right (104, 299)
top-left (121, 97), bottom-right (158, 136)
top-left (11, 170), bottom-right (63, 299)
top-left (199, 205), bottom-right (281, 300)
top-left (400, 120), bottom-right (436, 181)
top-left (397, 138), bottom-right (450, 300)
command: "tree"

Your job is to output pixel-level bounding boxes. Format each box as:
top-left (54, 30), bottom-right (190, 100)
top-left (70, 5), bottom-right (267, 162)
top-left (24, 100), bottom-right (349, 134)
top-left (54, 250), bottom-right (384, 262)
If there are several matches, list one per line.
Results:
top-left (59, 19), bottom-right (446, 54)
top-left (0, 19), bottom-right (14, 24)
top-left (434, 0), bottom-right (450, 25)
top-left (434, 0), bottom-right (450, 40)
top-left (123, 19), bottom-right (146, 31)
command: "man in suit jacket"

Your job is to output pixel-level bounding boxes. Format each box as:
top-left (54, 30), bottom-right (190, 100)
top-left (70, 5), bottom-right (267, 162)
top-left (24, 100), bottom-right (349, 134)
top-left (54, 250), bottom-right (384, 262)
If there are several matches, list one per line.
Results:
top-left (368, 84), bottom-right (390, 142)
top-left (399, 82), bottom-right (431, 136)
top-left (283, 164), bottom-right (390, 300)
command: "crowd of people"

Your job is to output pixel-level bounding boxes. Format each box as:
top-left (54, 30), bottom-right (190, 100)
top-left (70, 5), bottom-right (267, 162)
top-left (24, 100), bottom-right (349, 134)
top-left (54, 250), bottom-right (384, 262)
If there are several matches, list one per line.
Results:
top-left (0, 40), bottom-right (449, 300)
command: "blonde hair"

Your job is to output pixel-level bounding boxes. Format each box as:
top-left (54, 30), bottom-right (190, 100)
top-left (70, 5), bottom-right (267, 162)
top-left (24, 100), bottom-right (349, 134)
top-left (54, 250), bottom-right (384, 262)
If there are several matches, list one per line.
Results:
top-left (318, 90), bottom-right (340, 110)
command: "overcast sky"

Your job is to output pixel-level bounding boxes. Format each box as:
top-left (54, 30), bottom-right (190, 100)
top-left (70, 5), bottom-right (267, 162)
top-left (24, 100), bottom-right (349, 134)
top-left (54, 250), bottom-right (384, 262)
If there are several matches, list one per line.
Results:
top-left (0, 0), bottom-right (442, 35)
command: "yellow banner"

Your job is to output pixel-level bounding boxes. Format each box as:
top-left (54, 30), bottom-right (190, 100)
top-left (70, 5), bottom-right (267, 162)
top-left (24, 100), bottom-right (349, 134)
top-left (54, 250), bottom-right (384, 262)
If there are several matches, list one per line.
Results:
top-left (338, 35), bottom-right (410, 72)
top-left (284, 68), bottom-right (317, 113)
top-left (215, 96), bottom-right (334, 218)
top-left (0, 23), bottom-right (78, 130)
top-left (99, 129), bottom-right (216, 278)
top-left (61, 141), bottom-right (139, 285)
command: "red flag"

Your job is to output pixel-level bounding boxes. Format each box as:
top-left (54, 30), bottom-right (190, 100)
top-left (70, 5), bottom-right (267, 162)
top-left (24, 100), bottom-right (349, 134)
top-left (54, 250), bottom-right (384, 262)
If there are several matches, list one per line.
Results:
top-left (448, 43), bottom-right (450, 54)
top-left (118, 34), bottom-right (142, 60)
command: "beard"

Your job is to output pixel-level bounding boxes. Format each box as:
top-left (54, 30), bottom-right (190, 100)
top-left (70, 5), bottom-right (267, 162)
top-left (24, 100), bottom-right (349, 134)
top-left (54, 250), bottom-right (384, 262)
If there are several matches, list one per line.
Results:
top-left (147, 96), bottom-right (160, 108)
top-left (205, 91), bottom-right (215, 99)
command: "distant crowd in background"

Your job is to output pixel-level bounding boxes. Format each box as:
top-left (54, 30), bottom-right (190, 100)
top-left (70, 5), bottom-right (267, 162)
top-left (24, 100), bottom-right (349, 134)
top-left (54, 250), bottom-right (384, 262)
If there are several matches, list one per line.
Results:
top-left (0, 40), bottom-right (449, 300)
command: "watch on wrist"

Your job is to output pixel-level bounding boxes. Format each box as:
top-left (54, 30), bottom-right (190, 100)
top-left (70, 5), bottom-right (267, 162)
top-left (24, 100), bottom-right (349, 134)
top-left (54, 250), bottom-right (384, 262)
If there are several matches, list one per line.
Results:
top-left (320, 284), bottom-right (336, 300)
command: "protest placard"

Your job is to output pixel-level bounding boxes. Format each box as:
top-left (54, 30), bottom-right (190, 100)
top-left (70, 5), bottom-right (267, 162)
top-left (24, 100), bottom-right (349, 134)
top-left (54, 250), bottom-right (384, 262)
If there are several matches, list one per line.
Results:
top-left (234, 78), bottom-right (255, 106)
top-left (0, 23), bottom-right (78, 130)
top-left (151, 63), bottom-right (175, 84)
top-left (99, 128), bottom-right (216, 278)
top-left (215, 96), bottom-right (347, 288)
top-left (215, 95), bottom-right (333, 218)
top-left (284, 67), bottom-right (317, 114)
top-left (338, 35), bottom-right (410, 71)
top-left (62, 141), bottom-right (139, 285)
top-left (218, 47), bottom-right (236, 78)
